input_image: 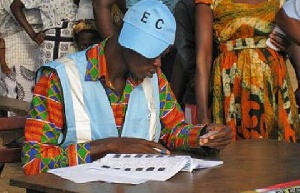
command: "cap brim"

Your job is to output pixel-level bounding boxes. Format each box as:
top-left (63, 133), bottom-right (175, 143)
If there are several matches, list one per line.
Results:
top-left (118, 23), bottom-right (169, 59)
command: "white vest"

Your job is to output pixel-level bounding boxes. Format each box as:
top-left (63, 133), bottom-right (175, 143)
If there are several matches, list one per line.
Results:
top-left (36, 51), bottom-right (162, 147)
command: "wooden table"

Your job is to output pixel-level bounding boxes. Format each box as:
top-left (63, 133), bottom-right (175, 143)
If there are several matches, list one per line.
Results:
top-left (10, 139), bottom-right (300, 193)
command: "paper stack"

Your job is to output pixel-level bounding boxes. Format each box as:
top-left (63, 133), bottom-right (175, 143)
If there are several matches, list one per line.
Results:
top-left (48, 154), bottom-right (223, 184)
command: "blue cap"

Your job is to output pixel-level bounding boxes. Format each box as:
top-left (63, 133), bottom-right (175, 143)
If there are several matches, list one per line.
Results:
top-left (118, 0), bottom-right (176, 59)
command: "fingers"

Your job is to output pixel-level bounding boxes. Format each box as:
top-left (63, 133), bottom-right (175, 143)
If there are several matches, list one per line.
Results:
top-left (270, 39), bottom-right (287, 52)
top-left (199, 124), bottom-right (233, 149)
top-left (269, 32), bottom-right (291, 52)
top-left (204, 124), bottom-right (231, 139)
top-left (33, 32), bottom-right (45, 45)
top-left (125, 144), bottom-right (169, 155)
top-left (117, 138), bottom-right (170, 155)
top-left (200, 136), bottom-right (232, 150)
top-left (1, 66), bottom-right (11, 74)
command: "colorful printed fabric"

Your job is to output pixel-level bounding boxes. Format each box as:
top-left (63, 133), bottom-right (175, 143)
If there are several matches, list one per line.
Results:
top-left (195, 0), bottom-right (299, 141)
top-left (21, 0), bottom-right (77, 30)
top-left (41, 21), bottom-right (75, 65)
top-left (23, 42), bottom-right (206, 175)
top-left (0, 1), bottom-right (42, 102)
top-left (0, 31), bottom-right (40, 102)
top-left (0, 0), bottom-right (42, 38)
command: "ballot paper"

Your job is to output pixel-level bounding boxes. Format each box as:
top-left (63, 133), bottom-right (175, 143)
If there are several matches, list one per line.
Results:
top-left (48, 154), bottom-right (223, 184)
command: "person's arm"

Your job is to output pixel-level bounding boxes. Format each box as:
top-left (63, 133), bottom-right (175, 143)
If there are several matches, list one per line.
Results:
top-left (92, 0), bottom-right (123, 38)
top-left (171, 0), bottom-right (195, 106)
top-left (158, 69), bottom-right (232, 151)
top-left (194, 3), bottom-right (214, 124)
top-left (10, 0), bottom-right (44, 45)
top-left (22, 68), bottom-right (89, 175)
top-left (276, 8), bottom-right (300, 46)
top-left (288, 43), bottom-right (300, 109)
top-left (0, 38), bottom-right (4, 64)
top-left (0, 38), bottom-right (10, 74)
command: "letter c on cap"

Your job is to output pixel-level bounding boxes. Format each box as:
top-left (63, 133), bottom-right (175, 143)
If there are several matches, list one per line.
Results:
top-left (155, 19), bottom-right (164, 29)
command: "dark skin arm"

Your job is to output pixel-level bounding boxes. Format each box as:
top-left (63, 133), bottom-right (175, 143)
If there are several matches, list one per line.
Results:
top-left (288, 43), bottom-right (300, 110)
top-left (195, 3), bottom-right (214, 124)
top-left (0, 38), bottom-right (10, 74)
top-left (90, 126), bottom-right (232, 161)
top-left (92, 0), bottom-right (126, 38)
top-left (171, 54), bottom-right (189, 106)
top-left (276, 8), bottom-right (300, 46)
top-left (10, 0), bottom-right (44, 45)
top-left (276, 8), bottom-right (300, 109)
top-left (90, 137), bottom-right (170, 161)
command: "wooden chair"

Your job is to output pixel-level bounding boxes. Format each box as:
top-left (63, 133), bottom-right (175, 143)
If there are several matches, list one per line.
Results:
top-left (0, 97), bottom-right (29, 193)
top-left (0, 96), bottom-right (29, 163)
top-left (0, 96), bottom-right (29, 116)
top-left (0, 116), bottom-right (27, 163)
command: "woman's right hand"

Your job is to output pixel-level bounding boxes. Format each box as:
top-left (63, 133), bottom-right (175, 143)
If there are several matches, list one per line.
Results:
top-left (268, 27), bottom-right (291, 52)
top-left (1, 63), bottom-right (11, 75)
top-left (31, 32), bottom-right (45, 45)
top-left (199, 123), bottom-right (233, 150)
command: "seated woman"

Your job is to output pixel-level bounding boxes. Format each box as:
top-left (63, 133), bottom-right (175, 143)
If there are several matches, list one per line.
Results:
top-left (73, 20), bottom-right (102, 51)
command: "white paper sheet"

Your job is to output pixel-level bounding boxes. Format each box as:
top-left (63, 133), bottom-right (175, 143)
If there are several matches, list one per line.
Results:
top-left (48, 154), bottom-right (223, 184)
top-left (181, 157), bottom-right (224, 172)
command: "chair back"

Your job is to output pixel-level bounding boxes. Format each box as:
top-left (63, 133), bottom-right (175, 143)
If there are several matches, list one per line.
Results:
top-left (0, 96), bottom-right (29, 163)
top-left (0, 116), bottom-right (27, 163)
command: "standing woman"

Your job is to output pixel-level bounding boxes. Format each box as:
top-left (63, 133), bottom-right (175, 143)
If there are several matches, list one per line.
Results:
top-left (0, 0), bottom-right (42, 104)
top-left (195, 0), bottom-right (299, 141)
top-left (11, 0), bottom-right (78, 65)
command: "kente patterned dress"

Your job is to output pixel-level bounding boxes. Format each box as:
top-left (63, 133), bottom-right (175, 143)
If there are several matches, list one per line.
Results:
top-left (195, 0), bottom-right (299, 141)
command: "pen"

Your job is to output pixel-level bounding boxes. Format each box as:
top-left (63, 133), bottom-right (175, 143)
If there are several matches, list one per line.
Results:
top-left (153, 147), bottom-right (167, 154)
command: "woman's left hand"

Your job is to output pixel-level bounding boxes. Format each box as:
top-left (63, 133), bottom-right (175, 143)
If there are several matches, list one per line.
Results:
top-left (199, 124), bottom-right (233, 150)
top-left (269, 29), bottom-right (291, 52)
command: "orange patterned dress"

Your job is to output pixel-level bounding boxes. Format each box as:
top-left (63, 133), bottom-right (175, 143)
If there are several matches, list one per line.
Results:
top-left (195, 0), bottom-right (299, 142)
